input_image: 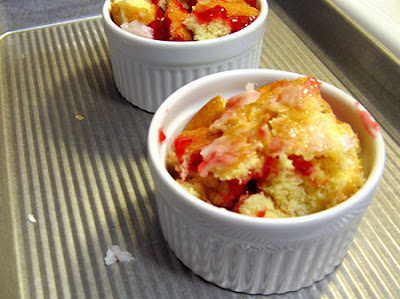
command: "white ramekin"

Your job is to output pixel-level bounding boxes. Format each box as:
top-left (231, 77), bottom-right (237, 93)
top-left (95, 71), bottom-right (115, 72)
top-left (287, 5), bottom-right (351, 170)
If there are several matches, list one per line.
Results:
top-left (147, 69), bottom-right (385, 294)
top-left (102, 0), bottom-right (268, 112)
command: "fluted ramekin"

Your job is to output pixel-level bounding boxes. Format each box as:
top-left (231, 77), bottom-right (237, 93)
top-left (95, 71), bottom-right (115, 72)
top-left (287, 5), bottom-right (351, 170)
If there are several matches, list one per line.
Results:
top-left (147, 69), bottom-right (385, 294)
top-left (102, 0), bottom-right (268, 112)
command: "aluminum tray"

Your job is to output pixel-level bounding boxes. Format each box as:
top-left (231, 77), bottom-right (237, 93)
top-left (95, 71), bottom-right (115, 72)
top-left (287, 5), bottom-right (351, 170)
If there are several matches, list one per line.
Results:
top-left (1, 3), bottom-right (399, 298)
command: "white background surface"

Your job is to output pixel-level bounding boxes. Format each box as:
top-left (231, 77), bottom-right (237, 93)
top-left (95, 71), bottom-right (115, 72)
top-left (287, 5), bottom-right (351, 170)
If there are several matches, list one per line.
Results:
top-left (329, 0), bottom-right (400, 59)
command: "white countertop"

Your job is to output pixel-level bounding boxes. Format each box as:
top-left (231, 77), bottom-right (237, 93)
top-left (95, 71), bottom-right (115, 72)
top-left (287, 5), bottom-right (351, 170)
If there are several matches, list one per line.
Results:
top-left (329, 0), bottom-right (400, 59)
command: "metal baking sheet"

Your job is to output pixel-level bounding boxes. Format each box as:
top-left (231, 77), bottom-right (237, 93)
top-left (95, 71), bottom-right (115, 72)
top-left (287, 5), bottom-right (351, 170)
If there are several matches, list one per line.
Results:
top-left (1, 6), bottom-right (399, 299)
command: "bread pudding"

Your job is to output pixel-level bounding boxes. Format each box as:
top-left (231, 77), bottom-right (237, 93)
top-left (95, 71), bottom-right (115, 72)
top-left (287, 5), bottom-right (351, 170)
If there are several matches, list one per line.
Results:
top-left (110, 0), bottom-right (260, 41)
top-left (166, 77), bottom-right (365, 218)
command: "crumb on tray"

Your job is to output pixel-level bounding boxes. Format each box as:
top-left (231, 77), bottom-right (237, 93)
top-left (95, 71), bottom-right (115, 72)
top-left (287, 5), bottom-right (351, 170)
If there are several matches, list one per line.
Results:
top-left (104, 245), bottom-right (135, 265)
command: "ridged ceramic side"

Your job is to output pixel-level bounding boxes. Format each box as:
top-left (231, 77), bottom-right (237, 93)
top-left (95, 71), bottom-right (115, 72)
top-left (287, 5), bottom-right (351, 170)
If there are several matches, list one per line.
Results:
top-left (156, 194), bottom-right (364, 294)
top-left (107, 41), bottom-right (262, 112)
top-left (102, 0), bottom-right (268, 112)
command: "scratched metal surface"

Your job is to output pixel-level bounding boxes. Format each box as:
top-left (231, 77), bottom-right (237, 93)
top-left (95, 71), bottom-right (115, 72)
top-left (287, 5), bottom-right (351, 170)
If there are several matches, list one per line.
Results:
top-left (1, 7), bottom-right (399, 299)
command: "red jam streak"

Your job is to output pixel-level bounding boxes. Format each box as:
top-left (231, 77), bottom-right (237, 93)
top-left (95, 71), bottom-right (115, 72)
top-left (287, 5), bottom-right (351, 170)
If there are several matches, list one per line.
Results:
top-left (174, 135), bottom-right (193, 164)
top-left (219, 179), bottom-right (248, 208)
top-left (194, 5), bottom-right (257, 32)
top-left (256, 156), bottom-right (279, 181)
top-left (256, 210), bottom-right (266, 217)
top-left (158, 128), bottom-right (166, 143)
top-left (244, 0), bottom-right (257, 8)
top-left (355, 102), bottom-right (380, 138)
top-left (288, 155), bottom-right (315, 177)
top-left (194, 6), bottom-right (230, 23)
top-left (186, 0), bottom-right (198, 8)
top-left (174, 135), bottom-right (204, 177)
top-left (230, 15), bottom-right (257, 32)
top-left (149, 7), bottom-right (169, 40)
